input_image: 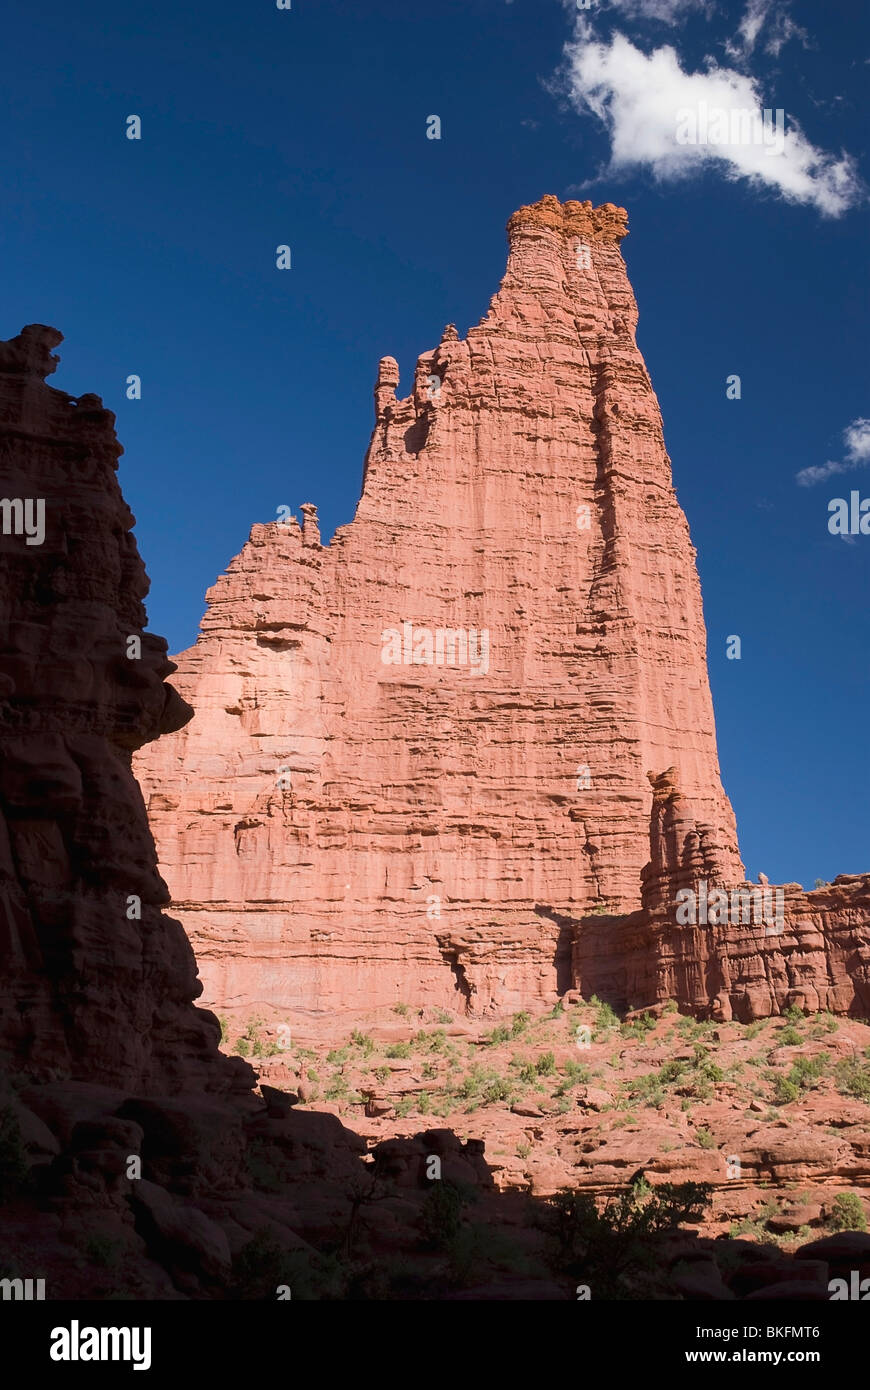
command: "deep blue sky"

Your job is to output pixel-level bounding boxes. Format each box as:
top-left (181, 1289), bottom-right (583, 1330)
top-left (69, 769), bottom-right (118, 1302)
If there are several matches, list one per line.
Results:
top-left (3, 0), bottom-right (868, 887)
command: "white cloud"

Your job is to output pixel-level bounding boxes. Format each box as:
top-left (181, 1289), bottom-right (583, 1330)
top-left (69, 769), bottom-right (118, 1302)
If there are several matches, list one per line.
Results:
top-left (599, 0), bottom-right (709, 19)
top-left (795, 460), bottom-right (849, 487)
top-left (796, 419), bottom-right (870, 486)
top-left (725, 0), bottom-right (808, 61)
top-left (562, 32), bottom-right (863, 216)
top-left (844, 417), bottom-right (870, 462)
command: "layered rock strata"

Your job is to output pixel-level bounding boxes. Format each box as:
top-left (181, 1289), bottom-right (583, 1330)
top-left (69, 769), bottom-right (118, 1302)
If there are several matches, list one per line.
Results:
top-left (135, 196), bottom-right (742, 1017)
top-left (0, 325), bottom-right (249, 1094)
top-left (573, 769), bottom-right (870, 1021)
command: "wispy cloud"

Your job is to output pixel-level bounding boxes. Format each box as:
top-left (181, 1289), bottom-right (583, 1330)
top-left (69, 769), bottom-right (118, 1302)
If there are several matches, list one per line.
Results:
top-left (725, 0), bottom-right (809, 61)
top-left (560, 30), bottom-right (863, 216)
top-left (796, 418), bottom-right (870, 486)
top-left (598, 0), bottom-right (710, 20)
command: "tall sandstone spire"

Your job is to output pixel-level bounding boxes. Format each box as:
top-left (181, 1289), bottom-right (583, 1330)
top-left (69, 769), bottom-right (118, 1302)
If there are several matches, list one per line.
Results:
top-left (135, 197), bottom-right (743, 1016)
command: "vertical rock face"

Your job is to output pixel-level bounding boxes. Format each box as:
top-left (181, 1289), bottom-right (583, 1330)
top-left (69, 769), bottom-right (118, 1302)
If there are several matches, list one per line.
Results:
top-left (572, 770), bottom-right (870, 1021)
top-left (0, 327), bottom-right (245, 1092)
top-left (135, 196), bottom-right (742, 1016)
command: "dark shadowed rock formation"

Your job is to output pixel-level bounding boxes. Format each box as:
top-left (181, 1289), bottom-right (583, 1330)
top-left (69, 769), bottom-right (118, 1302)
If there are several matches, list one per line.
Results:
top-left (0, 324), bottom-right (248, 1094)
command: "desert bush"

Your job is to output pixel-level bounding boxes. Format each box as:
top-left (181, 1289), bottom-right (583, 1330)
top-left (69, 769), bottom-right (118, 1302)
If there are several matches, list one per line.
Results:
top-left (590, 996), bottom-right (620, 1032)
top-left (419, 1181), bottom-right (468, 1249)
top-left (541, 1179), bottom-right (712, 1298)
top-left (232, 1229), bottom-right (345, 1299)
top-left (828, 1192), bottom-right (867, 1232)
top-left (834, 1057), bottom-right (870, 1102)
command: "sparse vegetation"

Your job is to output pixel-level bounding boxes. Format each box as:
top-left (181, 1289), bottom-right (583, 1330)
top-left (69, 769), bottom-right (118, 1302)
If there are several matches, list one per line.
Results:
top-left (541, 1178), bottom-right (712, 1299)
top-left (828, 1192), bottom-right (867, 1232)
top-left (771, 1051), bottom-right (828, 1105)
top-left (590, 996), bottom-right (620, 1033)
top-left (621, 1012), bottom-right (657, 1042)
top-left (834, 1056), bottom-right (870, 1102)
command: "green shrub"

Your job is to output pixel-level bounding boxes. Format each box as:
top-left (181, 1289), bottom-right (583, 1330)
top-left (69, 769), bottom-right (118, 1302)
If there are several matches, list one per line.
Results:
top-left (834, 1057), bottom-right (870, 1101)
top-left (828, 1192), bottom-right (867, 1233)
top-left (772, 1075), bottom-right (800, 1105)
top-left (350, 1030), bottom-right (375, 1055)
top-left (622, 1073), bottom-right (665, 1108)
top-left (511, 1011), bottom-right (530, 1037)
top-left (695, 1128), bottom-right (716, 1150)
top-left (779, 1026), bottom-right (802, 1046)
top-left (511, 1057), bottom-right (538, 1086)
top-left (482, 1076), bottom-right (513, 1104)
top-left (790, 1053), bottom-right (828, 1086)
top-left (556, 1061), bottom-right (591, 1095)
top-left (771, 1052), bottom-right (828, 1105)
top-left (385, 1042), bottom-right (412, 1059)
top-left (420, 1181), bottom-right (468, 1249)
top-left (536, 1052), bottom-right (556, 1076)
top-left (485, 1025), bottom-right (511, 1045)
top-left (232, 1229), bottom-right (345, 1300)
top-left (659, 1060), bottom-right (686, 1085)
top-left (541, 1179), bottom-right (712, 1298)
top-left (234, 1037), bottom-right (250, 1058)
top-left (392, 1003), bottom-right (410, 1017)
top-left (621, 1012), bottom-right (657, 1041)
top-left (590, 996), bottom-right (620, 1031)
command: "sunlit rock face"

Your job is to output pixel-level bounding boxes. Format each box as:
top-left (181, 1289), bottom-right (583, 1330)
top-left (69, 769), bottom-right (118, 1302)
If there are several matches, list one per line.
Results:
top-left (135, 198), bottom-right (743, 1018)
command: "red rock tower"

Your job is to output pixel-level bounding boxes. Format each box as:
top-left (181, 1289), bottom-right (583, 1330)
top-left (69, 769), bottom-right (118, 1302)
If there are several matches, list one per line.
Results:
top-left (135, 197), bottom-right (743, 1016)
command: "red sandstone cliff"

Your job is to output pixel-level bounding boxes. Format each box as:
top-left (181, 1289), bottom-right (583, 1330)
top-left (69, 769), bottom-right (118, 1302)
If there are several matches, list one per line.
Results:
top-left (573, 769), bottom-right (870, 1022)
top-left (135, 197), bottom-right (743, 1017)
top-left (0, 325), bottom-right (249, 1094)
